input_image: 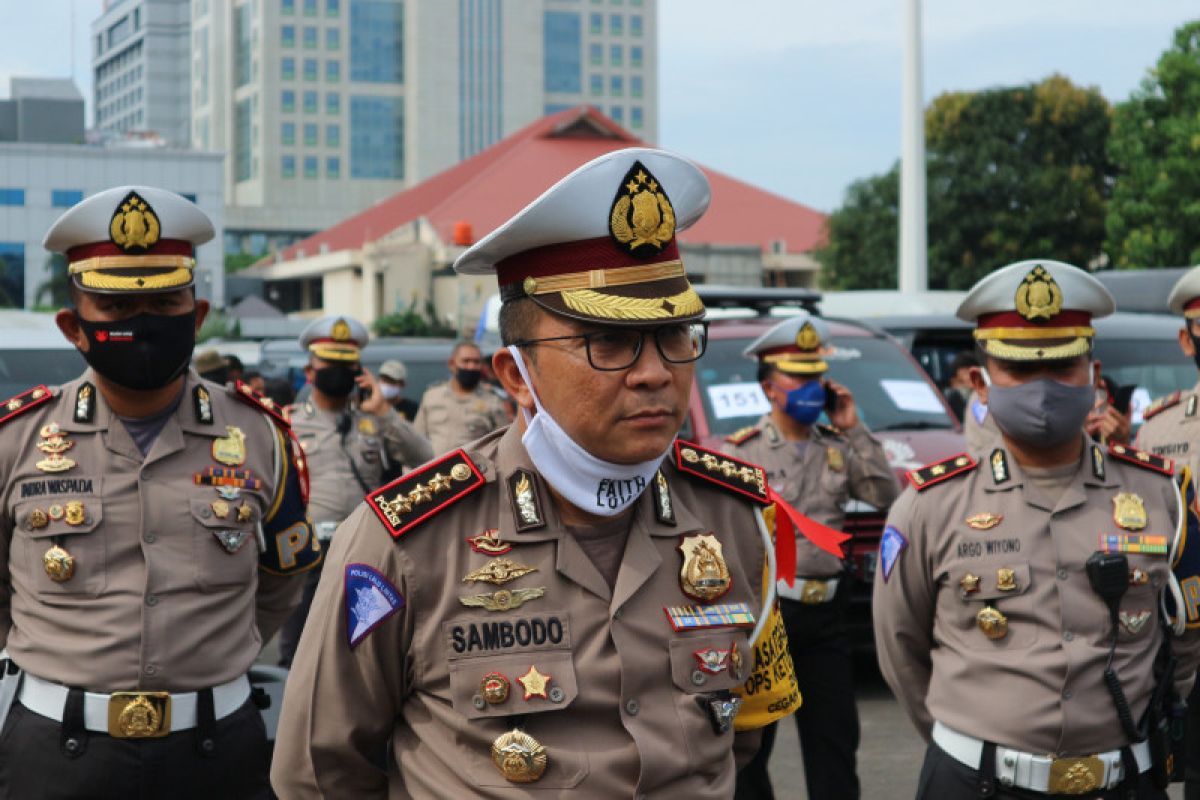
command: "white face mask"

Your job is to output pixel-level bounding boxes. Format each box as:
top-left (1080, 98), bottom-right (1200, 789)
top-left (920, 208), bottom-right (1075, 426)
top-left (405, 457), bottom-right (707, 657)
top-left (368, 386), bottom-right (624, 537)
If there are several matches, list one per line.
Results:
top-left (507, 346), bottom-right (669, 517)
top-left (380, 384), bottom-right (402, 401)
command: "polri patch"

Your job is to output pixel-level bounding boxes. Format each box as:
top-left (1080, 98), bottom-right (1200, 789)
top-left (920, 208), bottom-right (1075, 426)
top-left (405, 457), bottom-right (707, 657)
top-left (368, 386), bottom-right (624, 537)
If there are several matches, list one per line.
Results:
top-left (345, 563), bottom-right (404, 648)
top-left (879, 525), bottom-right (907, 582)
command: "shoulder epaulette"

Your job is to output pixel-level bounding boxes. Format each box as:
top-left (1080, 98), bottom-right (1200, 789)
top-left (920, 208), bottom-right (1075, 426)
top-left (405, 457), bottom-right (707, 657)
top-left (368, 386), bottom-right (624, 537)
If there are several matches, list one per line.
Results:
top-left (0, 385), bottom-right (52, 427)
top-left (367, 449), bottom-right (486, 540)
top-left (724, 426), bottom-right (760, 446)
top-left (907, 453), bottom-right (977, 491)
top-left (231, 381), bottom-right (290, 429)
top-left (674, 441), bottom-right (769, 505)
top-left (1108, 442), bottom-right (1174, 476)
top-left (1143, 391), bottom-right (1182, 421)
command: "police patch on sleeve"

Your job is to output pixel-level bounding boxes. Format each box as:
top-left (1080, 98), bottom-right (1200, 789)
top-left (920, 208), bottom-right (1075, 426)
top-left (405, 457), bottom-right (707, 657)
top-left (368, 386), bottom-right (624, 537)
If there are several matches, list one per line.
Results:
top-left (879, 525), bottom-right (908, 583)
top-left (345, 563), bottom-right (404, 648)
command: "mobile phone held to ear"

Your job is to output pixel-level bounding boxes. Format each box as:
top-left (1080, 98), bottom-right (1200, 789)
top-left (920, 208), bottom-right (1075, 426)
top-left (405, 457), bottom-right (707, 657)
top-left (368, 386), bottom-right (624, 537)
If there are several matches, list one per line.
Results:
top-left (823, 380), bottom-right (839, 415)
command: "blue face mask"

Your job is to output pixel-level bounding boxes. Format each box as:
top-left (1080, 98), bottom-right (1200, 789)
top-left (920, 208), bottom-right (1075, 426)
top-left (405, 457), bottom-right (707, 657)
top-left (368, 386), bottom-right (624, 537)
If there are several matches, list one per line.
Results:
top-left (776, 380), bottom-right (826, 426)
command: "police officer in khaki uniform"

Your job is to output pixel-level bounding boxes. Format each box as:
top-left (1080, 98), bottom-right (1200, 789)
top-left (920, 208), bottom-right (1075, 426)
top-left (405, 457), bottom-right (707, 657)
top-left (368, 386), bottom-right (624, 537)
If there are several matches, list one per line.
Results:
top-left (0, 186), bottom-right (320, 799)
top-left (276, 315), bottom-right (431, 667)
top-left (726, 313), bottom-right (898, 800)
top-left (270, 148), bottom-right (808, 797)
top-left (1136, 265), bottom-right (1200, 800)
top-left (1137, 267), bottom-right (1200, 472)
top-left (414, 340), bottom-right (510, 455)
top-left (875, 259), bottom-right (1200, 799)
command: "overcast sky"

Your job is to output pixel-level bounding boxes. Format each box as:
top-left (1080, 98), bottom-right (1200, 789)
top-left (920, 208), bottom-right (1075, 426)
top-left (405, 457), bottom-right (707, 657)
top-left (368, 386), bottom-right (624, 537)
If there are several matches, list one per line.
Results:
top-left (3, 0), bottom-right (1197, 212)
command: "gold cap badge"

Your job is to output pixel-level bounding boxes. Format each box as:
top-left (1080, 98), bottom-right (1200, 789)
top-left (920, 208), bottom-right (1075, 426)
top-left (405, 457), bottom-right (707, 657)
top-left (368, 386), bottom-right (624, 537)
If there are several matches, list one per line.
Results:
top-left (331, 318), bottom-right (352, 341)
top-left (109, 191), bottom-right (162, 253)
top-left (796, 321), bottom-right (821, 350)
top-left (609, 161), bottom-right (676, 258)
top-left (1014, 265), bottom-right (1064, 322)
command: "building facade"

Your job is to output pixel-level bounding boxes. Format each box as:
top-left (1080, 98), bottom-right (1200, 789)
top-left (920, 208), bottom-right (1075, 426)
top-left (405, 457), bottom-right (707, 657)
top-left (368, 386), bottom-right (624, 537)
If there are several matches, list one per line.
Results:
top-left (92, 0), bottom-right (192, 146)
top-left (189, 0), bottom-right (657, 258)
top-left (0, 142), bottom-right (225, 308)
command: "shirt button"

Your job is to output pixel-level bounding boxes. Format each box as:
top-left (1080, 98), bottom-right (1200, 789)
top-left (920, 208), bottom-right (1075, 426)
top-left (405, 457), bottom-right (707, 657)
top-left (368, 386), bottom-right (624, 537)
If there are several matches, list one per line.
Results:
top-left (1063, 631), bottom-right (1074, 642)
top-left (1063, 689), bottom-right (1073, 699)
top-left (625, 698), bottom-right (639, 716)
top-left (1056, 568), bottom-right (1068, 580)
top-left (144, 664), bottom-right (157, 676)
top-left (145, 595), bottom-right (158, 606)
top-left (144, 533), bottom-right (156, 544)
top-left (691, 670), bottom-right (707, 686)
top-left (200, 507), bottom-right (212, 519)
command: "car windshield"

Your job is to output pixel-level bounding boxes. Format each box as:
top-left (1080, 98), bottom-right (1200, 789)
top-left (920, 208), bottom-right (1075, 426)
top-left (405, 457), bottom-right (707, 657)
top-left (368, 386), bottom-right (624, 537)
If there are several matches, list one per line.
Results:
top-left (696, 334), bottom-right (955, 436)
top-left (0, 349), bottom-right (85, 399)
top-left (1094, 338), bottom-right (1198, 424)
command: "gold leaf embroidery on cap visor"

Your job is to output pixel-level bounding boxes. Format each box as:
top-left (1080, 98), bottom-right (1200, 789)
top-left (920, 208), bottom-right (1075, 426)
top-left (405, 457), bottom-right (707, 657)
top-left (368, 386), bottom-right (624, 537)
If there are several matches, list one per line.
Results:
top-left (559, 287), bottom-right (703, 320)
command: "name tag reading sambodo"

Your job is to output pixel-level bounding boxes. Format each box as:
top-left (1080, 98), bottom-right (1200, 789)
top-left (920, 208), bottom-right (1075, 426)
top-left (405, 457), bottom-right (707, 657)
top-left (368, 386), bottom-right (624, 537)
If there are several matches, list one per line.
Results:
top-left (448, 616), bottom-right (569, 656)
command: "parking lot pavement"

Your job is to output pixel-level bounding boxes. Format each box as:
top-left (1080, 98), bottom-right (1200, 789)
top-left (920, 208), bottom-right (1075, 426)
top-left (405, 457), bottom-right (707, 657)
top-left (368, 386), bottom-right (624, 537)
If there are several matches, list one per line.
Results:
top-left (766, 656), bottom-right (1185, 799)
top-left (257, 641), bottom-right (1183, 798)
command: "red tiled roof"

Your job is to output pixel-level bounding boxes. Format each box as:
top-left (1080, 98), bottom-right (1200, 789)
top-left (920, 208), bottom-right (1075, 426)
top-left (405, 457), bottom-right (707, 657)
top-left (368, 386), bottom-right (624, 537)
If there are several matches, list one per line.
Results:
top-left (272, 106), bottom-right (826, 264)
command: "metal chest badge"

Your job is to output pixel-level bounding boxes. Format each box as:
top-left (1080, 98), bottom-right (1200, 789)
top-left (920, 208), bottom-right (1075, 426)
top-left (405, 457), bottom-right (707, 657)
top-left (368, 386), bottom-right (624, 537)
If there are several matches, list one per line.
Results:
top-left (462, 558), bottom-right (538, 586)
top-left (36, 423), bottom-right (76, 473)
top-left (459, 587), bottom-right (546, 612)
top-left (826, 447), bottom-right (844, 472)
top-left (211, 426), bottom-right (247, 467)
top-left (976, 606), bottom-right (1008, 639)
top-left (965, 513), bottom-right (1002, 530)
top-left (44, 544), bottom-right (75, 582)
top-left (1112, 492), bottom-right (1147, 531)
top-left (678, 533), bottom-right (732, 603)
top-left (492, 729), bottom-right (548, 783)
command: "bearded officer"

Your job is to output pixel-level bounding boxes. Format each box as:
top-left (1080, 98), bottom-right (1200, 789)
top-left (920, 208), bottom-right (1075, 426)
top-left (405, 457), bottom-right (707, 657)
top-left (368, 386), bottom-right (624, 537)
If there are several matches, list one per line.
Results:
top-left (725, 312), bottom-right (898, 800)
top-left (1136, 265), bottom-right (1200, 800)
top-left (276, 315), bottom-right (431, 667)
top-left (0, 186), bottom-right (320, 799)
top-left (413, 340), bottom-right (511, 455)
top-left (270, 148), bottom-right (825, 797)
top-left (874, 259), bottom-right (1200, 799)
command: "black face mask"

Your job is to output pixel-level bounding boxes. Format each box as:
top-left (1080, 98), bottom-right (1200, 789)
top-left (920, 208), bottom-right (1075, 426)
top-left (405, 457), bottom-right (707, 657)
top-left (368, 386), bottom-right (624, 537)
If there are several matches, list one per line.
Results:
top-left (314, 364), bottom-right (360, 398)
top-left (455, 368), bottom-right (482, 390)
top-left (75, 311), bottom-right (197, 392)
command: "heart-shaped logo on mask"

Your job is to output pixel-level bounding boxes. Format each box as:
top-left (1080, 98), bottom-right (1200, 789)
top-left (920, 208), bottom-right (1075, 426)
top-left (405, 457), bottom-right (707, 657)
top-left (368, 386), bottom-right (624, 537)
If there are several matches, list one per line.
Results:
top-left (95, 331), bottom-right (109, 342)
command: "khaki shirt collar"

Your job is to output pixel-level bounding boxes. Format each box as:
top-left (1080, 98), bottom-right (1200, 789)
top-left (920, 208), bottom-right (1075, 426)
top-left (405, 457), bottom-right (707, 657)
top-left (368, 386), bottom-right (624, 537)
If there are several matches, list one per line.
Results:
top-left (57, 369), bottom-right (228, 436)
top-left (488, 425), bottom-right (705, 604)
top-left (983, 436), bottom-right (1115, 513)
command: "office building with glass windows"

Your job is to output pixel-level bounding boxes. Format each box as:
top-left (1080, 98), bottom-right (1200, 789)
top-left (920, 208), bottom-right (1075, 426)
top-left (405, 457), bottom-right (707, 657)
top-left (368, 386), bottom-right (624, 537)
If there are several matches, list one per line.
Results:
top-left (190, 0), bottom-right (657, 258)
top-left (92, 0), bottom-right (192, 146)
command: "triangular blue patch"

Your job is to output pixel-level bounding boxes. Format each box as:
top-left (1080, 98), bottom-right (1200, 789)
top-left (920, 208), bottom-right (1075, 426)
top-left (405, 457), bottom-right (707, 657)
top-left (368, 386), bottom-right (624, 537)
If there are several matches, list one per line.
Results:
top-left (344, 563), bottom-right (404, 648)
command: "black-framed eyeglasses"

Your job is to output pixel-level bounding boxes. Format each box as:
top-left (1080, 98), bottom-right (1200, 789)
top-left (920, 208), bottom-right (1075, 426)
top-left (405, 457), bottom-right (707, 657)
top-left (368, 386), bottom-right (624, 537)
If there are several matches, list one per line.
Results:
top-left (512, 321), bottom-right (709, 371)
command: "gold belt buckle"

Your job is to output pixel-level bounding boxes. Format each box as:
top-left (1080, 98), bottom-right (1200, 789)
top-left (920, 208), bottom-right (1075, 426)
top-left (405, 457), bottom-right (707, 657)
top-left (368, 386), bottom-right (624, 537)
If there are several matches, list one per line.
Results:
top-left (107, 692), bottom-right (171, 738)
top-left (800, 579), bottom-right (829, 604)
top-left (1047, 755), bottom-right (1105, 795)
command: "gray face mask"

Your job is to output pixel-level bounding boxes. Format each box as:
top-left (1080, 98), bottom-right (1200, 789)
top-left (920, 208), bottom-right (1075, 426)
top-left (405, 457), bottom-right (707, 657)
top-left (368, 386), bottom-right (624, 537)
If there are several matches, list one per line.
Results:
top-left (986, 376), bottom-right (1095, 447)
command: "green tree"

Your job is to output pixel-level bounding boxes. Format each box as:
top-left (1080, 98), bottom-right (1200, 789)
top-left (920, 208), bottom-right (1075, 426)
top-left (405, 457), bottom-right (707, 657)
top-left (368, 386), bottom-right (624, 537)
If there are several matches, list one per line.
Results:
top-left (819, 75), bottom-right (1113, 289)
top-left (33, 253), bottom-right (70, 310)
top-left (372, 299), bottom-right (456, 338)
top-left (225, 252), bottom-right (266, 273)
top-left (1107, 21), bottom-right (1200, 267)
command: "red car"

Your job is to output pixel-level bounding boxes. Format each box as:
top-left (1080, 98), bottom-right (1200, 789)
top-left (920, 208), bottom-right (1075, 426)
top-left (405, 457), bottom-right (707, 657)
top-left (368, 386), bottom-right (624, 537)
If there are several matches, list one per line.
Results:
top-left (684, 287), bottom-right (966, 647)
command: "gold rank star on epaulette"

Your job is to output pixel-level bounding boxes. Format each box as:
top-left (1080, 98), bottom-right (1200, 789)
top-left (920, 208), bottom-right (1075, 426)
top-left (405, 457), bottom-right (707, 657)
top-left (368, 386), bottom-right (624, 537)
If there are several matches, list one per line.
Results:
top-left (230, 380), bottom-right (291, 429)
top-left (724, 426), bottom-right (760, 446)
top-left (0, 385), bottom-right (52, 427)
top-left (907, 453), bottom-right (978, 491)
top-left (1143, 391), bottom-right (1182, 421)
top-left (368, 449), bottom-right (485, 540)
top-left (673, 441), bottom-right (768, 504)
top-left (1108, 443), bottom-right (1174, 476)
